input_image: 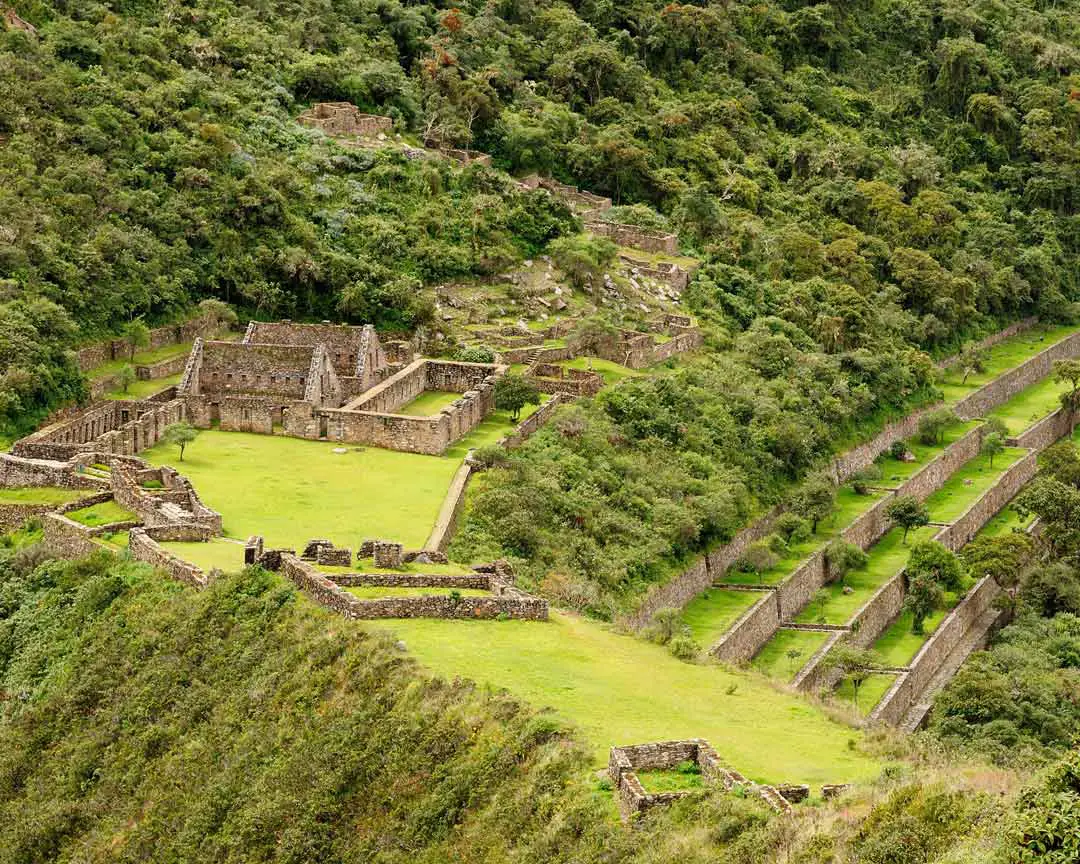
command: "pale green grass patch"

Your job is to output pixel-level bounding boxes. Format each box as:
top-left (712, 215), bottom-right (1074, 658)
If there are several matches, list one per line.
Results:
top-left (67, 500), bottom-right (136, 527)
top-left (681, 589), bottom-right (761, 647)
top-left (0, 487), bottom-right (88, 505)
top-left (922, 448), bottom-right (1025, 523)
top-left (103, 372), bottom-right (183, 401)
top-left (345, 585), bottom-right (490, 598)
top-left (561, 356), bottom-right (642, 386)
top-left (987, 375), bottom-right (1070, 436)
top-left (753, 629), bottom-right (831, 682)
top-left (366, 611), bottom-right (883, 785)
top-left (835, 673), bottom-right (898, 717)
top-left (398, 390), bottom-right (463, 417)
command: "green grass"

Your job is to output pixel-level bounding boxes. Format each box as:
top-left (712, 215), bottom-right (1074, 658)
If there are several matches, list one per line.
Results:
top-left (977, 505), bottom-right (1032, 539)
top-left (397, 390), bottom-right (463, 417)
top-left (561, 356), bottom-right (642, 386)
top-left (922, 448), bottom-right (1025, 523)
top-left (143, 431), bottom-right (458, 549)
top-left (103, 372), bottom-right (183, 401)
top-left (66, 500), bottom-right (136, 527)
top-left (875, 421), bottom-right (981, 484)
top-left (835, 673), bottom-right (898, 717)
top-left (870, 596), bottom-right (959, 668)
top-left (96, 529), bottom-right (130, 550)
top-left (795, 526), bottom-right (936, 625)
top-left (938, 324), bottom-right (1079, 405)
top-left (369, 612), bottom-right (883, 785)
top-left (0, 487), bottom-right (88, 505)
top-left (88, 342), bottom-right (194, 380)
top-left (445, 396), bottom-right (550, 458)
top-left (681, 588), bottom-right (762, 647)
top-left (987, 374), bottom-right (1069, 435)
top-left (345, 586), bottom-right (490, 599)
top-left (636, 768), bottom-right (703, 794)
top-left (160, 538), bottom-right (246, 572)
top-left (721, 487), bottom-right (884, 587)
top-left (752, 629), bottom-right (832, 682)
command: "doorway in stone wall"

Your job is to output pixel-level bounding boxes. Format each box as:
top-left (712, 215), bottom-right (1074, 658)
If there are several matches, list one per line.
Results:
top-left (209, 402), bottom-right (221, 427)
top-left (319, 415), bottom-right (328, 439)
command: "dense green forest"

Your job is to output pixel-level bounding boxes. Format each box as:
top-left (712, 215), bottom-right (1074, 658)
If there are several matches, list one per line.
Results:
top-left (5, 0), bottom-right (1077, 601)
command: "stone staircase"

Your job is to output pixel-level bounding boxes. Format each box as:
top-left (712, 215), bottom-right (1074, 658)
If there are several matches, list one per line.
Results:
top-left (755, 784), bottom-right (794, 815)
top-left (898, 604), bottom-right (1005, 733)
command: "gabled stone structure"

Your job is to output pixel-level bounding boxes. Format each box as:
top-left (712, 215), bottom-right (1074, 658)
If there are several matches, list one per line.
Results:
top-left (298, 103), bottom-right (392, 138)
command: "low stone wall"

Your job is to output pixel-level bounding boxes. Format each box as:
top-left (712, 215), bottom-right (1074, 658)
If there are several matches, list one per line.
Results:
top-left (0, 453), bottom-right (103, 490)
top-left (934, 452), bottom-right (1037, 552)
top-left (954, 330), bottom-right (1080, 420)
top-left (584, 220), bottom-right (678, 254)
top-left (1012, 407), bottom-right (1072, 451)
top-left (329, 571), bottom-right (492, 589)
top-left (869, 575), bottom-right (1002, 726)
top-left (269, 553), bottom-right (548, 620)
top-left (0, 502), bottom-right (56, 532)
top-left (42, 513), bottom-right (103, 559)
top-left (128, 527), bottom-right (209, 588)
top-left (424, 461), bottom-right (473, 553)
top-left (529, 364), bottom-right (603, 397)
top-left (708, 591), bottom-right (779, 664)
top-left (937, 318), bottom-right (1038, 370)
top-left (75, 312), bottom-right (215, 372)
top-left (298, 102), bottom-right (392, 138)
top-left (502, 393), bottom-right (567, 450)
top-left (136, 353), bottom-right (188, 381)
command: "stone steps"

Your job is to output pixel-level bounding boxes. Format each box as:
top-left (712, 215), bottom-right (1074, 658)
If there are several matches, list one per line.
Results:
top-left (898, 605), bottom-right (1004, 733)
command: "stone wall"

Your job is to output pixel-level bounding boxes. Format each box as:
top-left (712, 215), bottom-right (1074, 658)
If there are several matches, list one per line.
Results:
top-left (110, 462), bottom-right (222, 533)
top-left (75, 312), bottom-right (216, 372)
top-left (707, 592), bottom-right (779, 664)
top-left (268, 553), bottom-right (548, 620)
top-left (0, 502), bottom-right (59, 532)
top-left (1013, 406), bottom-right (1073, 451)
top-left (620, 255), bottom-right (691, 291)
top-left (953, 330), bottom-right (1080, 419)
top-left (529, 363), bottom-right (603, 397)
top-left (298, 102), bottom-right (392, 138)
top-left (869, 576), bottom-right (1002, 726)
top-left (584, 219), bottom-right (678, 254)
top-left (937, 317), bottom-right (1038, 370)
top-left (244, 320), bottom-right (385, 381)
top-left (128, 527), bottom-right (209, 588)
top-left (42, 513), bottom-right (103, 558)
top-left (0, 452), bottom-right (103, 490)
top-left (530, 176), bottom-right (612, 215)
top-left (193, 341), bottom-right (315, 399)
top-left (135, 353), bottom-right (188, 381)
top-left (424, 461), bottom-right (473, 553)
top-left (934, 452), bottom-right (1037, 551)
top-left (502, 393), bottom-right (567, 449)
top-left (329, 571), bottom-right (491, 590)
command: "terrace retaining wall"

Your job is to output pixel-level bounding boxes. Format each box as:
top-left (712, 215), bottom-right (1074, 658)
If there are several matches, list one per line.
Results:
top-left (425, 461), bottom-right (473, 553)
top-left (0, 453), bottom-right (103, 490)
top-left (128, 527), bottom-right (209, 588)
top-left (42, 513), bottom-right (103, 558)
top-left (75, 312), bottom-right (216, 372)
top-left (937, 318), bottom-right (1038, 370)
top-left (1012, 406), bottom-right (1073, 451)
top-left (869, 576), bottom-right (1002, 726)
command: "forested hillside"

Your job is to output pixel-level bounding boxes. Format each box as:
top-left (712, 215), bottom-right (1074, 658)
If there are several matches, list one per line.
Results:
top-left (2, 0), bottom-right (1079, 439)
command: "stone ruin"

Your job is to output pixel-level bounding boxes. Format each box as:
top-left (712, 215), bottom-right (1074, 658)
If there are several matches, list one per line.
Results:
top-left (171, 320), bottom-right (507, 455)
top-left (301, 539), bottom-right (353, 567)
top-left (298, 102), bottom-right (392, 138)
top-left (3, 6), bottom-right (36, 35)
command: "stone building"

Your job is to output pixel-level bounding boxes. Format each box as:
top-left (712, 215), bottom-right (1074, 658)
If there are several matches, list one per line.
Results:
top-left (297, 103), bottom-right (393, 138)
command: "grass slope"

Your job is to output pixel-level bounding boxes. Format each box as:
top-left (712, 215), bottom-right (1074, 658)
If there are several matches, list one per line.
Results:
top-left (65, 500), bottom-right (135, 527)
top-left (370, 611), bottom-right (883, 785)
top-left (0, 488), bottom-right (88, 505)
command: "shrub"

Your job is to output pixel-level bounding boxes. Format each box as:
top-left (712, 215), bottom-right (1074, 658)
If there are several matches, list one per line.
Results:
top-left (773, 512), bottom-right (810, 545)
top-left (668, 632), bottom-right (699, 662)
top-left (455, 346), bottom-right (496, 363)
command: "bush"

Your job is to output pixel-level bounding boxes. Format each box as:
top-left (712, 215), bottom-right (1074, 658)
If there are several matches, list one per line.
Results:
top-left (889, 440), bottom-right (909, 460)
top-left (851, 464), bottom-right (882, 495)
top-left (773, 512), bottom-right (811, 545)
top-left (645, 607), bottom-right (682, 645)
top-left (668, 632), bottom-right (700, 662)
top-left (455, 346), bottom-right (496, 363)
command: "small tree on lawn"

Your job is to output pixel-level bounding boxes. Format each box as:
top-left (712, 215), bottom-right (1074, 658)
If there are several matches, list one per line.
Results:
top-left (118, 364), bottom-right (136, 394)
top-left (1055, 359), bottom-right (1080, 434)
top-left (495, 374), bottom-right (541, 422)
top-left (957, 343), bottom-right (987, 385)
top-left (917, 407), bottom-right (957, 445)
top-left (124, 318), bottom-right (151, 361)
top-left (163, 422), bottom-right (198, 462)
top-left (981, 431), bottom-right (1004, 468)
top-left (903, 572), bottom-right (945, 635)
top-left (795, 474), bottom-right (836, 534)
top-left (548, 234), bottom-right (617, 292)
top-left (825, 539), bottom-right (868, 586)
top-left (825, 644), bottom-right (881, 710)
top-left (886, 494), bottom-right (929, 544)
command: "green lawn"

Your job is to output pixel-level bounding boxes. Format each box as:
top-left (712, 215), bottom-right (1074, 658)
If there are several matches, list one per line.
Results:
top-left (681, 588), bottom-right (762, 647)
top-left (752, 629), bottom-right (831, 682)
top-left (561, 356), bottom-right (642, 386)
top-left (922, 449), bottom-right (1026, 522)
top-left (398, 390), bottom-right (463, 417)
top-left (66, 500), bottom-right (136, 527)
top-left (835, 673), bottom-right (898, 717)
top-left (143, 431), bottom-right (459, 550)
top-left (88, 342), bottom-right (194, 380)
top-left (636, 768), bottom-right (703, 794)
top-left (987, 374), bottom-right (1069, 435)
top-left (345, 585), bottom-right (490, 599)
top-left (103, 372), bottom-right (183, 401)
top-left (96, 529), bottom-right (130, 550)
top-left (160, 538), bottom-right (246, 572)
top-left (368, 611), bottom-right (883, 785)
top-left (721, 487), bottom-right (884, 587)
top-left (977, 504), bottom-right (1032, 539)
top-left (445, 397), bottom-right (550, 458)
top-left (795, 526), bottom-right (936, 625)
top-left (938, 324), bottom-right (1079, 405)
top-left (875, 421), bottom-right (981, 485)
top-left (870, 592), bottom-right (961, 669)
top-left (0, 487), bottom-right (88, 505)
